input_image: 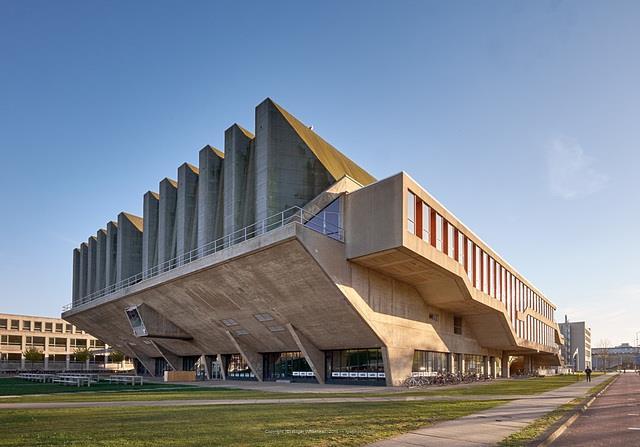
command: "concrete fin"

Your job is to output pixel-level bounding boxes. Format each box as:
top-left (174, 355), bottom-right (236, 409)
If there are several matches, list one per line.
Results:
top-left (124, 342), bottom-right (156, 376)
top-left (268, 98), bottom-right (376, 186)
top-left (121, 212), bottom-right (144, 232)
top-left (225, 331), bottom-right (263, 382)
top-left (150, 340), bottom-right (180, 371)
top-left (286, 324), bottom-right (325, 384)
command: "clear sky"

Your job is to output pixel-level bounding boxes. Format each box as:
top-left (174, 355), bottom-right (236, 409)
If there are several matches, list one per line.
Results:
top-left (1, 1), bottom-right (638, 347)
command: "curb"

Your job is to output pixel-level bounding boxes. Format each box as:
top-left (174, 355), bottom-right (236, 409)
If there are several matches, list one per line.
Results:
top-left (535, 374), bottom-right (619, 447)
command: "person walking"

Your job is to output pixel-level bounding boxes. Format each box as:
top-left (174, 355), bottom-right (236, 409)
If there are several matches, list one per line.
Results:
top-left (584, 367), bottom-right (592, 382)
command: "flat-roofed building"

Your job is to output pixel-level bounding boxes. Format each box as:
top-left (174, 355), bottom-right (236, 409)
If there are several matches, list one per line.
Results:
top-left (63, 99), bottom-right (562, 385)
top-left (0, 313), bottom-right (132, 371)
top-left (558, 316), bottom-right (592, 371)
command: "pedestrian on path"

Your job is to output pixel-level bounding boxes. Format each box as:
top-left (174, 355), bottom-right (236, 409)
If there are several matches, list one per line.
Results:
top-left (584, 367), bottom-right (592, 382)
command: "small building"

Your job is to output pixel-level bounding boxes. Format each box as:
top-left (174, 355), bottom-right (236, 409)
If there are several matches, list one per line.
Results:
top-left (0, 312), bottom-right (132, 371)
top-left (558, 316), bottom-right (592, 371)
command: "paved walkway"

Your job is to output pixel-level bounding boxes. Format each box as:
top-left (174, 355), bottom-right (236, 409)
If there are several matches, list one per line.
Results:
top-left (552, 373), bottom-right (639, 446)
top-left (367, 374), bottom-right (612, 447)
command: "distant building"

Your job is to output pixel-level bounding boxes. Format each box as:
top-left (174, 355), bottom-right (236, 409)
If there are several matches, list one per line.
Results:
top-left (0, 312), bottom-right (132, 371)
top-left (592, 342), bottom-right (640, 371)
top-left (558, 316), bottom-right (591, 371)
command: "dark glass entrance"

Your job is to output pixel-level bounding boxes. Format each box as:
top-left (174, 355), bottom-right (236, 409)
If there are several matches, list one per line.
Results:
top-left (263, 351), bottom-right (315, 382)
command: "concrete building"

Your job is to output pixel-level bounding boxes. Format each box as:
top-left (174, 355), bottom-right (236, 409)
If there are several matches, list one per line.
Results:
top-left (64, 98), bottom-right (562, 385)
top-left (0, 313), bottom-right (132, 371)
top-left (558, 316), bottom-right (592, 371)
top-left (592, 343), bottom-right (640, 371)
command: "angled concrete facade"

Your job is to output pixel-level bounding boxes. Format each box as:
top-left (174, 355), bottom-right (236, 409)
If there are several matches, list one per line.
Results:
top-left (197, 146), bottom-right (224, 248)
top-left (176, 164), bottom-right (199, 259)
top-left (158, 178), bottom-right (177, 266)
top-left (67, 99), bottom-right (562, 385)
top-left (105, 221), bottom-right (118, 287)
top-left (142, 191), bottom-right (159, 276)
top-left (95, 229), bottom-right (107, 291)
top-left (116, 213), bottom-right (143, 283)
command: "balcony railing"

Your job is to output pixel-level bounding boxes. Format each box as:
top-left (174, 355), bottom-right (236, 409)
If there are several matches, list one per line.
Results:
top-left (63, 206), bottom-right (342, 312)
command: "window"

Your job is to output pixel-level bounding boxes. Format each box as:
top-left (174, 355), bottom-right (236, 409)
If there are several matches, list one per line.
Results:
top-left (253, 313), bottom-right (274, 322)
top-left (44, 322), bottom-right (52, 332)
top-left (412, 350), bottom-right (448, 374)
top-left (453, 316), bottom-right (462, 335)
top-left (482, 252), bottom-right (488, 294)
top-left (458, 232), bottom-right (465, 266)
top-left (407, 191), bottom-right (416, 234)
top-left (22, 321), bottom-right (31, 331)
top-left (467, 240), bottom-right (474, 281)
top-left (10, 320), bottom-right (19, 330)
top-left (34, 322), bottom-right (42, 332)
top-left (55, 323), bottom-right (63, 333)
top-left (447, 224), bottom-right (455, 258)
top-left (435, 214), bottom-right (443, 251)
top-left (0, 319), bottom-right (6, 330)
top-left (422, 203), bottom-right (430, 242)
top-left (65, 324), bottom-right (72, 333)
top-left (221, 319), bottom-right (238, 327)
top-left (428, 313), bottom-right (439, 322)
top-left (474, 246), bottom-right (481, 289)
top-left (489, 258), bottom-right (495, 298)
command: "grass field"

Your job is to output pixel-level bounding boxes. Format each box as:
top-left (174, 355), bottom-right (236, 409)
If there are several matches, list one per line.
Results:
top-left (0, 374), bottom-right (595, 404)
top-left (0, 400), bottom-right (503, 446)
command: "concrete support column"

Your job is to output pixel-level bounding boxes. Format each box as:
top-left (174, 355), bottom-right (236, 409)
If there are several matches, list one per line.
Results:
top-left (65, 354), bottom-right (70, 370)
top-left (197, 145), bottom-right (224, 249)
top-left (124, 343), bottom-right (156, 377)
top-left (142, 191), bottom-right (160, 277)
top-left (72, 248), bottom-right (80, 305)
top-left (176, 163), bottom-right (199, 263)
top-left (483, 356), bottom-right (490, 377)
top-left (286, 324), bottom-right (325, 384)
top-left (105, 221), bottom-right (118, 287)
top-left (78, 242), bottom-right (88, 299)
top-left (381, 346), bottom-right (414, 386)
top-left (217, 354), bottom-right (227, 380)
top-left (87, 236), bottom-right (97, 295)
top-left (223, 124), bottom-right (255, 237)
top-left (44, 354), bottom-right (49, 371)
top-left (460, 354), bottom-right (466, 374)
top-left (116, 212), bottom-right (143, 283)
top-left (225, 331), bottom-right (263, 382)
top-left (502, 353), bottom-right (511, 378)
top-left (158, 178), bottom-right (178, 266)
top-left (95, 229), bottom-right (107, 292)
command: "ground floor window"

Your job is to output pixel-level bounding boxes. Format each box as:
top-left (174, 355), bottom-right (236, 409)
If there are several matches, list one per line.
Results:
top-left (464, 354), bottom-right (485, 375)
top-left (225, 354), bottom-right (255, 380)
top-left (412, 350), bottom-right (448, 375)
top-left (325, 348), bottom-right (385, 381)
top-left (263, 351), bottom-right (313, 381)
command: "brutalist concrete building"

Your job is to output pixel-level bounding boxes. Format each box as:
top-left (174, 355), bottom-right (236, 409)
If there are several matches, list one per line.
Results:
top-left (63, 98), bottom-right (562, 385)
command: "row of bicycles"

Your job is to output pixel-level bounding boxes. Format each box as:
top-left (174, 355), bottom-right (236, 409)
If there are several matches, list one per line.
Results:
top-left (402, 371), bottom-right (493, 388)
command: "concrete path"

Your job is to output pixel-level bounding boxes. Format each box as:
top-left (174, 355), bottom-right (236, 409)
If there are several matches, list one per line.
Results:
top-left (367, 374), bottom-right (612, 447)
top-left (552, 373), bottom-right (639, 446)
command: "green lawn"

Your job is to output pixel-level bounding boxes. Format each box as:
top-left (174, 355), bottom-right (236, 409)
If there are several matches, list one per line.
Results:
top-left (0, 374), bottom-right (597, 404)
top-left (0, 400), bottom-right (503, 447)
top-left (0, 377), bottom-right (194, 396)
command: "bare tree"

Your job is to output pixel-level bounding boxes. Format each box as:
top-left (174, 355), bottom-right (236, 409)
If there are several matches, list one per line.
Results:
top-left (598, 339), bottom-right (611, 371)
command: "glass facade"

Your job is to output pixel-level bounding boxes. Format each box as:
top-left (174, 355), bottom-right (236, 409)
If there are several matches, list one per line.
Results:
top-left (305, 197), bottom-right (343, 240)
top-left (412, 350), bottom-right (448, 375)
top-left (325, 348), bottom-right (385, 381)
top-left (464, 354), bottom-right (485, 375)
top-left (263, 351), bottom-right (313, 381)
top-left (225, 353), bottom-right (255, 380)
top-left (406, 188), bottom-right (557, 348)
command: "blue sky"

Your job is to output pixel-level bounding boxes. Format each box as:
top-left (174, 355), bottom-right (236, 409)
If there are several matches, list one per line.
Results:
top-left (1, 1), bottom-right (638, 346)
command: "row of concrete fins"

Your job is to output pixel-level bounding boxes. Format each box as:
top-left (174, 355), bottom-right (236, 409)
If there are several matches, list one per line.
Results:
top-left (72, 124), bottom-right (255, 303)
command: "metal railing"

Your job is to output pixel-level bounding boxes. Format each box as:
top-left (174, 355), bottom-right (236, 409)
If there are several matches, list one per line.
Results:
top-left (63, 206), bottom-right (343, 312)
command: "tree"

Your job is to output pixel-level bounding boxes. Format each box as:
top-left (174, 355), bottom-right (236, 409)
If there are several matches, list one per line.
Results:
top-left (73, 347), bottom-right (92, 370)
top-left (109, 351), bottom-right (125, 364)
top-left (23, 347), bottom-right (43, 369)
top-left (598, 339), bottom-right (611, 371)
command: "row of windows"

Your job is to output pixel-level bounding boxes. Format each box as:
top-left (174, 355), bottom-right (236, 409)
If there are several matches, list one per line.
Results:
top-left (0, 336), bottom-right (103, 349)
top-left (0, 319), bottom-right (82, 334)
top-left (408, 191), bottom-right (555, 346)
top-left (526, 316), bottom-right (555, 347)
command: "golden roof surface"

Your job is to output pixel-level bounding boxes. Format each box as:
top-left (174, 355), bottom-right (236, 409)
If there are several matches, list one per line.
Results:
top-left (271, 99), bottom-right (376, 186)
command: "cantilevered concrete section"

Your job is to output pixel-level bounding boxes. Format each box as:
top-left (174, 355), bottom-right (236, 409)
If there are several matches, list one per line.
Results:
top-left (66, 99), bottom-right (561, 385)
